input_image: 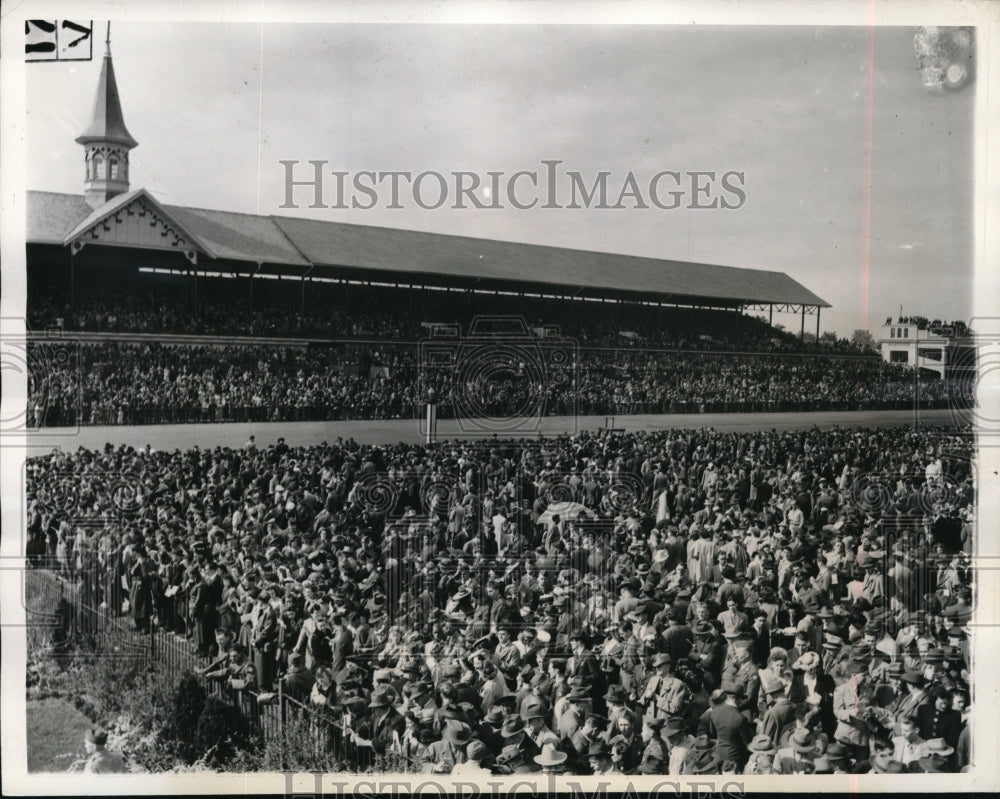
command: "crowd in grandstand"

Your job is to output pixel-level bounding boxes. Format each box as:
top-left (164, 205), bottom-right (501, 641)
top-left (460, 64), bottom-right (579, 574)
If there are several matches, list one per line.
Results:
top-left (26, 424), bottom-right (975, 774)
top-left (25, 341), bottom-right (953, 428)
top-left (28, 274), bottom-right (866, 353)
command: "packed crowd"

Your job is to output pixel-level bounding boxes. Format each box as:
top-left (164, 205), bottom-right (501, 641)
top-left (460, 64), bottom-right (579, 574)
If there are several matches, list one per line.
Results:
top-left (28, 273), bottom-right (858, 352)
top-left (26, 424), bottom-right (975, 774)
top-left (26, 341), bottom-right (953, 428)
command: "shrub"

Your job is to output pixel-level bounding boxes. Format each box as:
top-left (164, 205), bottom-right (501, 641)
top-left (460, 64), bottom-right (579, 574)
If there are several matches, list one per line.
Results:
top-left (162, 671), bottom-right (207, 763)
top-left (194, 696), bottom-right (254, 767)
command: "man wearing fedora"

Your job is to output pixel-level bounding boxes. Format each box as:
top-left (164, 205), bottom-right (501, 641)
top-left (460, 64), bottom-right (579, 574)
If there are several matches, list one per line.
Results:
top-left (587, 739), bottom-right (615, 775)
top-left (661, 605), bottom-right (695, 663)
top-left (613, 578), bottom-right (643, 627)
top-left (682, 733), bottom-right (718, 775)
top-left (351, 686), bottom-right (406, 763)
top-left (772, 728), bottom-right (817, 774)
top-left (640, 652), bottom-right (689, 721)
top-left (498, 714), bottom-right (540, 763)
top-left (660, 714), bottom-right (695, 775)
top-left (568, 630), bottom-right (606, 704)
top-left (554, 682), bottom-right (590, 740)
top-left (524, 697), bottom-right (560, 751)
top-left (479, 704), bottom-right (506, 751)
top-left (494, 742), bottom-right (540, 775)
top-left (602, 684), bottom-right (631, 738)
top-left (894, 670), bottom-right (929, 727)
top-left (690, 619), bottom-right (726, 692)
top-left (758, 670), bottom-right (795, 748)
top-left (824, 741), bottom-right (852, 773)
top-left (402, 678), bottom-right (437, 717)
top-left (424, 719), bottom-right (471, 773)
top-left (706, 680), bottom-right (754, 769)
top-left (873, 660), bottom-right (905, 714)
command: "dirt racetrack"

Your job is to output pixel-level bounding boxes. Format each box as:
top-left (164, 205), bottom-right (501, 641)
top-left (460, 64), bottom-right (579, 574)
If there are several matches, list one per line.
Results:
top-left (22, 408), bottom-right (962, 455)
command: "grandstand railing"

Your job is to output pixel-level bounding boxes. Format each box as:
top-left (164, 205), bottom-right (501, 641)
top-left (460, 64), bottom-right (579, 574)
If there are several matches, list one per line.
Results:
top-left (29, 396), bottom-right (953, 429)
top-left (26, 329), bottom-right (885, 358)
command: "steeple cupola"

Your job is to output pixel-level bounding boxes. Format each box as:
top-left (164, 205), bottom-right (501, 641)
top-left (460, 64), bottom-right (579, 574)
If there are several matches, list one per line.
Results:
top-left (76, 29), bottom-right (137, 209)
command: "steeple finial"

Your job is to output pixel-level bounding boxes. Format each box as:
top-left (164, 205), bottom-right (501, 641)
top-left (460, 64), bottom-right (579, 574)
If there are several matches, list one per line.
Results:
top-left (76, 28), bottom-right (138, 208)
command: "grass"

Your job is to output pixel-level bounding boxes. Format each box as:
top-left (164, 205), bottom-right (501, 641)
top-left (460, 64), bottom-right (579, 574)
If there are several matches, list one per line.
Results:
top-left (26, 697), bottom-right (94, 773)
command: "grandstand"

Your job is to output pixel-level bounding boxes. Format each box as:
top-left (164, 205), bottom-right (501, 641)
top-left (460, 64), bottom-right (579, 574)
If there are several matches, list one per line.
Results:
top-left (25, 46), bottom-right (966, 434)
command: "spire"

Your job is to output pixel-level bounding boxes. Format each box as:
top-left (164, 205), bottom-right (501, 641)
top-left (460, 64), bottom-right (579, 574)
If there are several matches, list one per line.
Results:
top-left (76, 29), bottom-right (137, 208)
top-left (75, 33), bottom-right (137, 148)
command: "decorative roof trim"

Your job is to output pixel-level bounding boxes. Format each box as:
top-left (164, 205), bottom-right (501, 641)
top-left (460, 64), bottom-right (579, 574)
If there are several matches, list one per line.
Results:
top-left (62, 188), bottom-right (217, 261)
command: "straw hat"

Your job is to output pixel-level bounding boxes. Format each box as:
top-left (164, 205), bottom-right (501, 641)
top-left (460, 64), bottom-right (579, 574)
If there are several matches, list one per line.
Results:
top-left (748, 734), bottom-right (776, 753)
top-left (534, 742), bottom-right (568, 767)
top-left (791, 729), bottom-right (815, 753)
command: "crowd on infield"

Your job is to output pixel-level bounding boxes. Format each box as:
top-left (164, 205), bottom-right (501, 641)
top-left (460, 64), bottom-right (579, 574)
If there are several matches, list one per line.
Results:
top-left (26, 424), bottom-right (975, 775)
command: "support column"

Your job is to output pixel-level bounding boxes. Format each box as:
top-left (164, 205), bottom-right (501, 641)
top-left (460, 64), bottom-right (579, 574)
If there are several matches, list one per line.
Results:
top-left (800, 306), bottom-right (805, 341)
top-left (815, 307), bottom-right (821, 344)
top-left (425, 391), bottom-right (438, 444)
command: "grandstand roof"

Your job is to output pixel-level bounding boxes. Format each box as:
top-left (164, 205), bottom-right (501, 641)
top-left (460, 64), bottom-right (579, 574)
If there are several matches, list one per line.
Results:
top-left (27, 190), bottom-right (830, 308)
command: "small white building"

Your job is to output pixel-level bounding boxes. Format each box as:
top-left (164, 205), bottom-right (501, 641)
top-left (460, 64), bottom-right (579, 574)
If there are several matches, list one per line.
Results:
top-left (877, 318), bottom-right (966, 378)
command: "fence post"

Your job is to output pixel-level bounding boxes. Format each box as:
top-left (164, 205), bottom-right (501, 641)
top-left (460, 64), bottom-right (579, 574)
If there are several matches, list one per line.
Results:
top-left (277, 678), bottom-right (284, 744)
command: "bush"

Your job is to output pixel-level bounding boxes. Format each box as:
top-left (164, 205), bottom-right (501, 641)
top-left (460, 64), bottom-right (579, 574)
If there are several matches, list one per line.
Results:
top-left (194, 696), bottom-right (255, 767)
top-left (162, 672), bottom-right (207, 764)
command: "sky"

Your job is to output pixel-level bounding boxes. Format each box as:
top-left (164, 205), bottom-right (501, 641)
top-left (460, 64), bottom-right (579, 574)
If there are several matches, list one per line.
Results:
top-left (24, 20), bottom-right (976, 339)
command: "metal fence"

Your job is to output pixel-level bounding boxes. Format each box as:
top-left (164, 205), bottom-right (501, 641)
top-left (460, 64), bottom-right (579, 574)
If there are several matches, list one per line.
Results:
top-left (23, 567), bottom-right (346, 766)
